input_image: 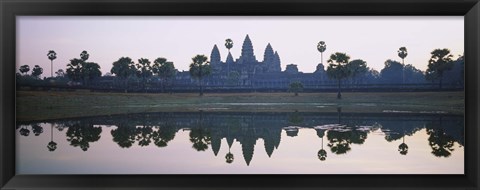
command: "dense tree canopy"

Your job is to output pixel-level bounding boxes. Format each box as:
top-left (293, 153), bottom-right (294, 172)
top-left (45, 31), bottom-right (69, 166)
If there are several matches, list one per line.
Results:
top-left (31, 65), bottom-right (43, 79)
top-left (19, 65), bottom-right (30, 75)
top-left (426, 48), bottom-right (454, 88)
top-left (189, 55), bottom-right (211, 96)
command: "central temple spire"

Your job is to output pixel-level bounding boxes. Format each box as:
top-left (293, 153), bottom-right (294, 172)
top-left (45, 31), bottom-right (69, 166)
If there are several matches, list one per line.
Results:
top-left (239, 34), bottom-right (256, 63)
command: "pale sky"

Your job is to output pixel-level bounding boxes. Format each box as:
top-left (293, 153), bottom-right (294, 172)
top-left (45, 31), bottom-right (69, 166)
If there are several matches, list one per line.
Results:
top-left (17, 16), bottom-right (464, 77)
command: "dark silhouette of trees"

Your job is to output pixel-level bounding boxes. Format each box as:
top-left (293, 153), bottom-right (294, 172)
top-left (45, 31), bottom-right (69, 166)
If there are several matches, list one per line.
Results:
top-left (111, 124), bottom-right (138, 148)
top-left (47, 50), bottom-right (57, 78)
top-left (189, 127), bottom-right (212, 151)
top-left (19, 65), bottom-right (30, 75)
top-left (136, 58), bottom-right (153, 92)
top-left (225, 39), bottom-right (234, 52)
top-left (317, 41), bottom-right (327, 64)
top-left (398, 136), bottom-right (408, 155)
top-left (440, 55), bottom-right (464, 88)
top-left (31, 65), bottom-right (43, 79)
top-left (135, 126), bottom-right (153, 147)
top-left (288, 81), bottom-right (304, 96)
top-left (398, 47), bottom-right (408, 84)
top-left (327, 131), bottom-right (351, 154)
top-left (80, 50), bottom-right (89, 61)
top-left (426, 48), bottom-right (454, 89)
top-left (225, 151), bottom-right (234, 164)
top-left (326, 55), bottom-right (367, 98)
top-left (426, 127), bottom-right (455, 157)
top-left (81, 62), bottom-right (102, 85)
top-left (380, 59), bottom-right (403, 84)
top-left (403, 64), bottom-right (426, 84)
top-left (317, 129), bottom-right (327, 161)
top-left (326, 52), bottom-right (351, 99)
top-left (19, 126), bottom-right (30, 136)
top-left (346, 59), bottom-right (368, 86)
top-left (152, 126), bottom-right (176, 148)
top-left (225, 38), bottom-right (233, 74)
top-left (66, 58), bottom-right (84, 83)
top-left (31, 123), bottom-right (43, 136)
top-left (55, 69), bottom-right (65, 78)
top-left (66, 123), bottom-right (102, 151)
top-left (152, 57), bottom-right (176, 93)
top-left (111, 57), bottom-right (136, 92)
top-left (47, 124), bottom-right (57, 152)
top-left (66, 56), bottom-right (101, 86)
top-left (189, 55), bottom-right (211, 96)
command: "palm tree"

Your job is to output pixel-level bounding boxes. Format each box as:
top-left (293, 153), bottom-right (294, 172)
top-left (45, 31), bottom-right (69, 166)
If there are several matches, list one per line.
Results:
top-left (136, 58), bottom-right (153, 92)
top-left (326, 52), bottom-right (351, 99)
top-left (47, 50), bottom-right (57, 78)
top-left (152, 57), bottom-right (176, 93)
top-left (111, 57), bottom-right (136, 93)
top-left (426, 48), bottom-right (454, 89)
top-left (318, 141), bottom-right (327, 161)
top-left (31, 65), bottom-right (43, 79)
top-left (80, 50), bottom-right (89, 62)
top-left (47, 124), bottom-right (58, 152)
top-left (225, 39), bottom-right (233, 74)
top-left (225, 38), bottom-right (233, 52)
top-left (398, 136), bottom-right (408, 155)
top-left (189, 55), bottom-right (211, 96)
top-left (398, 47), bottom-right (408, 84)
top-left (226, 149), bottom-right (234, 164)
top-left (317, 41), bottom-right (327, 64)
top-left (19, 65), bottom-right (30, 75)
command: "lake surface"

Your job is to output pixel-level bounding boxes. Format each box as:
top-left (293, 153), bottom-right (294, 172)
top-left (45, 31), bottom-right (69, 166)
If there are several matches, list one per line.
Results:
top-left (16, 111), bottom-right (464, 174)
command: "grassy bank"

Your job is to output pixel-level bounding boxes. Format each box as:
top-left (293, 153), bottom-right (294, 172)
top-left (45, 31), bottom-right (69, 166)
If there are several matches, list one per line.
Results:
top-left (16, 90), bottom-right (464, 121)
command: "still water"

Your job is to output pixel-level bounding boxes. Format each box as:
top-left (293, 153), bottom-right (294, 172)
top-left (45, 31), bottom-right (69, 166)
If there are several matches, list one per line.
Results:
top-left (16, 111), bottom-right (464, 174)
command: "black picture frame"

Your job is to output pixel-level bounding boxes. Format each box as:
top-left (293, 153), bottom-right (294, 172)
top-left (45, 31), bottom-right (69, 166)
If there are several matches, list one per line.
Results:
top-left (1, 0), bottom-right (479, 189)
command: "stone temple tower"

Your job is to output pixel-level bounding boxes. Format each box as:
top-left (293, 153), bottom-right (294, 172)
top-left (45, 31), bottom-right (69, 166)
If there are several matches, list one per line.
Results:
top-left (262, 43), bottom-right (281, 72)
top-left (210, 44), bottom-right (221, 71)
top-left (237, 34), bottom-right (257, 64)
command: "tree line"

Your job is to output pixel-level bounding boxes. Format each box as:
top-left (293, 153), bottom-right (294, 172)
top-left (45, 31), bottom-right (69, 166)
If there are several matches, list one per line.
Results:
top-left (17, 40), bottom-right (464, 97)
top-left (316, 41), bottom-right (463, 99)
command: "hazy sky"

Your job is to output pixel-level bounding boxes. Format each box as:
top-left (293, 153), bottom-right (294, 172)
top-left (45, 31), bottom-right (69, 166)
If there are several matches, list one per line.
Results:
top-left (17, 16), bottom-right (463, 77)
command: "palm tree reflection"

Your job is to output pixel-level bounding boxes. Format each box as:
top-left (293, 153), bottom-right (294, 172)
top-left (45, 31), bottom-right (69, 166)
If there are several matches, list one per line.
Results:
top-left (47, 124), bottom-right (57, 152)
top-left (32, 123), bottom-right (44, 136)
top-left (19, 126), bottom-right (30, 136)
top-left (152, 125), bottom-right (176, 148)
top-left (398, 136), bottom-right (408, 155)
top-left (189, 127), bottom-right (212, 151)
top-left (66, 122), bottom-right (102, 151)
top-left (427, 128), bottom-right (455, 157)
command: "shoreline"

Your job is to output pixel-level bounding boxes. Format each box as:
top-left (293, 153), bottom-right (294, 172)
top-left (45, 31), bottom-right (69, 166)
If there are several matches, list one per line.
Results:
top-left (16, 91), bottom-right (465, 122)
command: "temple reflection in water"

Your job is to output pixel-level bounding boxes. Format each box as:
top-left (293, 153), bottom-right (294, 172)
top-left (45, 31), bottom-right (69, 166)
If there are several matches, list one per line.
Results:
top-left (16, 111), bottom-right (464, 167)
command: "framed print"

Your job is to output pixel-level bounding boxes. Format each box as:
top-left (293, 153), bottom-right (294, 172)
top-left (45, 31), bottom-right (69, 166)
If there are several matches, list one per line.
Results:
top-left (1, 0), bottom-right (479, 189)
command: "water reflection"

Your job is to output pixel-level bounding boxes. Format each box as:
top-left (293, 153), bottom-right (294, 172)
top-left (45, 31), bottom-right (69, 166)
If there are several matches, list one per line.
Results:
top-left (16, 110), bottom-right (464, 167)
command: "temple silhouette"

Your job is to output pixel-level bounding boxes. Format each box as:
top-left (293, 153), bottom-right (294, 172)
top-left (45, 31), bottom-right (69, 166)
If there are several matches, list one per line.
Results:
top-left (17, 111), bottom-right (464, 166)
top-left (175, 34), bottom-right (328, 88)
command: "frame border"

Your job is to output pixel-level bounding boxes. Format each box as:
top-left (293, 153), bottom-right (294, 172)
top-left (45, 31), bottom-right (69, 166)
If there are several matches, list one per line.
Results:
top-left (1, 0), bottom-right (479, 189)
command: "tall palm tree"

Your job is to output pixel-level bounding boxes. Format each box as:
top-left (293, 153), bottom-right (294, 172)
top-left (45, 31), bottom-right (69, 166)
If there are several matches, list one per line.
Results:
top-left (426, 48), bottom-right (454, 89)
top-left (398, 47), bottom-right (408, 84)
top-left (225, 38), bottom-right (233, 53)
top-left (225, 39), bottom-right (233, 74)
top-left (189, 55), bottom-right (211, 96)
top-left (398, 136), bottom-right (408, 155)
top-left (326, 52), bottom-right (351, 99)
top-left (317, 41), bottom-right (327, 64)
top-left (80, 50), bottom-right (89, 62)
top-left (47, 124), bottom-right (58, 152)
top-left (318, 136), bottom-right (327, 161)
top-left (47, 50), bottom-right (57, 78)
